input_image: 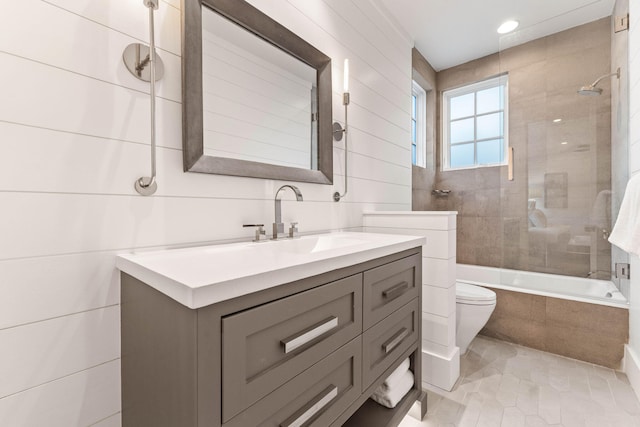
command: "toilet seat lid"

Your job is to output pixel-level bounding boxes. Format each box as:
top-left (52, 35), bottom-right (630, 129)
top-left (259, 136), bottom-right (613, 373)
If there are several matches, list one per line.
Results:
top-left (456, 282), bottom-right (496, 304)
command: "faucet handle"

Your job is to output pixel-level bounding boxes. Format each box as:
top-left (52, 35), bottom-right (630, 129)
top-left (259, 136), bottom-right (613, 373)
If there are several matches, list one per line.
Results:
top-left (288, 222), bottom-right (299, 238)
top-left (243, 224), bottom-right (266, 242)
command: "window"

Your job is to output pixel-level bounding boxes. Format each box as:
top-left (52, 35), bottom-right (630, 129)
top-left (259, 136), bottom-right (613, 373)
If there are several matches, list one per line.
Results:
top-left (442, 75), bottom-right (508, 170)
top-left (411, 80), bottom-right (426, 167)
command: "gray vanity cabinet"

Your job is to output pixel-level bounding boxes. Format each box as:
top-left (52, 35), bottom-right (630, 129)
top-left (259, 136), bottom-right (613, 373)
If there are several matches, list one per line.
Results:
top-left (363, 253), bottom-right (420, 329)
top-left (362, 299), bottom-right (419, 389)
top-left (121, 246), bottom-right (425, 427)
top-left (224, 338), bottom-right (362, 427)
top-left (221, 274), bottom-right (363, 421)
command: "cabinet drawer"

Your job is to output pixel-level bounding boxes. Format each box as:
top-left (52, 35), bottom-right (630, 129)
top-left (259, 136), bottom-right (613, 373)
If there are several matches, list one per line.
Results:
top-left (362, 298), bottom-right (419, 389)
top-left (224, 337), bottom-right (362, 427)
top-left (222, 274), bottom-right (362, 422)
top-left (363, 253), bottom-right (420, 329)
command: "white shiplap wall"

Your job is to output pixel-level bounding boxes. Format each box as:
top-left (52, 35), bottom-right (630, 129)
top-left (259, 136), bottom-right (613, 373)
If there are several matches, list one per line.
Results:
top-left (0, 0), bottom-right (412, 425)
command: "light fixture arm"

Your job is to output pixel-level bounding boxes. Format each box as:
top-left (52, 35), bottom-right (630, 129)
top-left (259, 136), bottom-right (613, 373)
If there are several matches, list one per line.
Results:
top-left (124, 0), bottom-right (162, 196)
top-left (333, 93), bottom-right (350, 202)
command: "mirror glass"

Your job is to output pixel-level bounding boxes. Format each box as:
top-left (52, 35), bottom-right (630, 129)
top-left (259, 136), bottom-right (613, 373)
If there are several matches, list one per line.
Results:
top-left (182, 0), bottom-right (333, 184)
top-left (201, 7), bottom-right (318, 170)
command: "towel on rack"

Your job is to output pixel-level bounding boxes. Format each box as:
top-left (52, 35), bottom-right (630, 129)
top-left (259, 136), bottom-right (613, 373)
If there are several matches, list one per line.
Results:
top-left (609, 173), bottom-right (640, 257)
top-left (378, 358), bottom-right (410, 393)
top-left (370, 369), bottom-right (414, 409)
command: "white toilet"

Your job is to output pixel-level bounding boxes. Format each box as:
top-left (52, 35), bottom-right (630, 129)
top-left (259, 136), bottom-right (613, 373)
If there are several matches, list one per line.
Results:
top-left (455, 282), bottom-right (497, 354)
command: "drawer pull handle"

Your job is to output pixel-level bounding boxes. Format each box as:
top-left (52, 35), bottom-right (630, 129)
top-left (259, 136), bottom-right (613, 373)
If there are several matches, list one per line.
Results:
top-left (382, 281), bottom-right (409, 300)
top-left (281, 316), bottom-right (338, 354)
top-left (382, 327), bottom-right (409, 354)
top-left (280, 385), bottom-right (338, 427)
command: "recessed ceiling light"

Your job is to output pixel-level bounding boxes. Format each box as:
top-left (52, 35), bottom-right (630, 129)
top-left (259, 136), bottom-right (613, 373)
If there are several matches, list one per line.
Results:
top-left (497, 20), bottom-right (519, 34)
top-left (553, 118), bottom-right (562, 123)
top-left (561, 141), bottom-right (568, 145)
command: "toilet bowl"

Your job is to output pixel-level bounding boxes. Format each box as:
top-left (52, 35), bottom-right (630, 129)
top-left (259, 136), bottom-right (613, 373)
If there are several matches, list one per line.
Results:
top-left (456, 282), bottom-right (496, 354)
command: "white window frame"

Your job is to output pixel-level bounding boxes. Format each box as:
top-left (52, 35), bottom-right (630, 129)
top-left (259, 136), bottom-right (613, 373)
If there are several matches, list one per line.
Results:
top-left (442, 74), bottom-right (509, 171)
top-left (411, 80), bottom-right (427, 168)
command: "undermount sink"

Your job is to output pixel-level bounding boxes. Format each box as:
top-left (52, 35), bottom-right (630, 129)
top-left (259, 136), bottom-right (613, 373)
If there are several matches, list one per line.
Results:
top-left (116, 231), bottom-right (425, 308)
top-left (267, 234), bottom-right (368, 254)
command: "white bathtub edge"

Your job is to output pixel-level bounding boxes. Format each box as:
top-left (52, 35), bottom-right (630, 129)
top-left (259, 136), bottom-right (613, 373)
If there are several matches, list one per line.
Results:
top-left (457, 264), bottom-right (629, 310)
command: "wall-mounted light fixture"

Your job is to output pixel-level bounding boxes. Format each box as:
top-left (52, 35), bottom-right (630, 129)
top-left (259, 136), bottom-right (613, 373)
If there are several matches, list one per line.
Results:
top-left (333, 58), bottom-right (350, 202)
top-left (123, 0), bottom-right (164, 196)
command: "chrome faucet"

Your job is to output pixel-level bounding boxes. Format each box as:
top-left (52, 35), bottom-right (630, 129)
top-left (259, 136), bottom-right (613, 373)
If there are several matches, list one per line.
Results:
top-left (273, 185), bottom-right (303, 239)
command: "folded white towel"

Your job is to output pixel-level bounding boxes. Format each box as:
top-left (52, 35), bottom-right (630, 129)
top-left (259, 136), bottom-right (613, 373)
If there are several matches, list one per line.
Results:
top-left (370, 369), bottom-right (414, 409)
top-left (379, 358), bottom-right (410, 393)
top-left (609, 174), bottom-right (640, 257)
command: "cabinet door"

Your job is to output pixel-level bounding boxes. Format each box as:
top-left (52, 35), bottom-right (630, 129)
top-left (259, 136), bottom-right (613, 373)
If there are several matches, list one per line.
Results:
top-left (362, 298), bottom-right (419, 389)
top-left (224, 337), bottom-right (362, 427)
top-left (221, 274), bottom-right (362, 422)
top-left (363, 253), bottom-right (420, 329)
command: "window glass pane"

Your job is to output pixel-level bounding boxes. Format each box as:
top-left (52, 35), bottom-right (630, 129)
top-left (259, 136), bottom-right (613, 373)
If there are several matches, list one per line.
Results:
top-left (450, 118), bottom-right (474, 143)
top-left (477, 112), bottom-right (503, 140)
top-left (411, 119), bottom-right (416, 143)
top-left (477, 86), bottom-right (502, 114)
top-left (450, 93), bottom-right (474, 119)
top-left (477, 139), bottom-right (504, 165)
top-left (444, 76), bottom-right (507, 170)
top-left (450, 143), bottom-right (474, 168)
top-left (412, 95), bottom-right (417, 119)
top-left (412, 144), bottom-right (416, 164)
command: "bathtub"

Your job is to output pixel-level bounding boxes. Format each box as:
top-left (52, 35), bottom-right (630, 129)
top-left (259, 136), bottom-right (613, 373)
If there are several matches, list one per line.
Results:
top-left (457, 263), bottom-right (628, 308)
top-left (456, 263), bottom-right (629, 368)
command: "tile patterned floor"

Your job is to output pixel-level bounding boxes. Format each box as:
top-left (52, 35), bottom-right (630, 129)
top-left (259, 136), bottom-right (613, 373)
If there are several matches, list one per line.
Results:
top-left (400, 336), bottom-right (640, 427)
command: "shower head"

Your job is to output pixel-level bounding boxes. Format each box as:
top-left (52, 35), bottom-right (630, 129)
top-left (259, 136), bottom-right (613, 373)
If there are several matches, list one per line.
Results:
top-left (578, 67), bottom-right (620, 96)
top-left (578, 86), bottom-right (604, 96)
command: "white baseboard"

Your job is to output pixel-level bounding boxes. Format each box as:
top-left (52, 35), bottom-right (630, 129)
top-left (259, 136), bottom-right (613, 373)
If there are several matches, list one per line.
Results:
top-left (420, 347), bottom-right (460, 392)
top-left (625, 344), bottom-right (640, 402)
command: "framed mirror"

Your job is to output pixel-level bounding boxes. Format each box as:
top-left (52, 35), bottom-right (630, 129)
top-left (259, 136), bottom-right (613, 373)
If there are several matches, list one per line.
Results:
top-left (182, 0), bottom-right (333, 184)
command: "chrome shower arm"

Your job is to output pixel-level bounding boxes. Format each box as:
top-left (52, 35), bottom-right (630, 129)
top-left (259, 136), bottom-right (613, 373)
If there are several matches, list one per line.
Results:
top-left (590, 67), bottom-right (621, 88)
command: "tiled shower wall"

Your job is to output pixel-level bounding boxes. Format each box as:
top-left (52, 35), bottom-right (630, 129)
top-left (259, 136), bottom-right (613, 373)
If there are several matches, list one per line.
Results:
top-left (422, 18), bottom-right (613, 278)
top-left (0, 1), bottom-right (413, 425)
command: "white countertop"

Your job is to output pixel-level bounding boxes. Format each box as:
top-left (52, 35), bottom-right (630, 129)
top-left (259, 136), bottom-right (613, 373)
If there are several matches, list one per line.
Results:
top-left (116, 232), bottom-right (425, 309)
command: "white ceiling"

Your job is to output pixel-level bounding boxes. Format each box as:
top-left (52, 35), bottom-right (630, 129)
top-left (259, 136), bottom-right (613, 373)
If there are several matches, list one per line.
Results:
top-left (374, 0), bottom-right (616, 71)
